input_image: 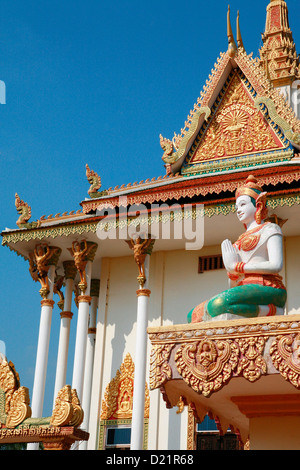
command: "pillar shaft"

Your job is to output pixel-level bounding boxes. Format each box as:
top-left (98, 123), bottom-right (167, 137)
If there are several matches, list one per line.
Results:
top-left (53, 277), bottom-right (74, 407)
top-left (31, 264), bottom-right (56, 418)
top-left (80, 280), bottom-right (100, 450)
top-left (72, 261), bottom-right (92, 402)
top-left (130, 288), bottom-right (151, 450)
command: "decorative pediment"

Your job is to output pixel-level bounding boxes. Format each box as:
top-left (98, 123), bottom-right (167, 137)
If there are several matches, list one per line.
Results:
top-left (181, 69), bottom-right (292, 176)
top-left (160, 46), bottom-right (300, 177)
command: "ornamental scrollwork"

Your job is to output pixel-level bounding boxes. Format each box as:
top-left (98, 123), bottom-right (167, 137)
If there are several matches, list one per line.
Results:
top-left (173, 336), bottom-right (267, 397)
top-left (236, 336), bottom-right (267, 382)
top-left (270, 334), bottom-right (300, 389)
top-left (149, 343), bottom-right (174, 391)
top-left (175, 339), bottom-right (240, 397)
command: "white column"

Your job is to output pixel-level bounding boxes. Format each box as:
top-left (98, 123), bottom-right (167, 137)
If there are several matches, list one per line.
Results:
top-left (52, 276), bottom-right (74, 408)
top-left (131, 256), bottom-right (151, 450)
top-left (72, 260), bottom-right (92, 402)
top-left (80, 278), bottom-right (100, 450)
top-left (27, 264), bottom-right (56, 451)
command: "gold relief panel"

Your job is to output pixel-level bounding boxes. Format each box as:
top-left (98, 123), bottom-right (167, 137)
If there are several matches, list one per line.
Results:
top-left (100, 353), bottom-right (150, 421)
top-left (186, 71), bottom-right (286, 167)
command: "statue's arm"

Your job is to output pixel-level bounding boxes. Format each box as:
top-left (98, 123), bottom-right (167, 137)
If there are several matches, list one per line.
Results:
top-left (244, 234), bottom-right (283, 274)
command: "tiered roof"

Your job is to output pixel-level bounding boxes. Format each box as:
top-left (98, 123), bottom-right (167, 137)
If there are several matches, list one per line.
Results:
top-left (2, 2), bottom-right (300, 250)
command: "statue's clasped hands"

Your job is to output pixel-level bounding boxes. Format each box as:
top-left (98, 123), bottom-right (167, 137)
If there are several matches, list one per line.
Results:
top-left (221, 239), bottom-right (240, 273)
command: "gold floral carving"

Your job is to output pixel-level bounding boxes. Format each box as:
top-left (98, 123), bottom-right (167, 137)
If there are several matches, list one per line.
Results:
top-left (175, 339), bottom-right (240, 397)
top-left (270, 334), bottom-right (300, 388)
top-left (100, 353), bottom-right (150, 420)
top-left (149, 344), bottom-right (174, 390)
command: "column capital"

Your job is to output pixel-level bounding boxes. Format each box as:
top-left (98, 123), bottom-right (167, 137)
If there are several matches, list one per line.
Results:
top-left (136, 289), bottom-right (151, 298)
top-left (78, 295), bottom-right (92, 304)
top-left (41, 299), bottom-right (55, 308)
top-left (60, 311), bottom-right (73, 320)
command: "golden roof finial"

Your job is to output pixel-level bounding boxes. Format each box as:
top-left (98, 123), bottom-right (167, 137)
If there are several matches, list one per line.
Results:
top-left (227, 5), bottom-right (237, 58)
top-left (236, 11), bottom-right (244, 50)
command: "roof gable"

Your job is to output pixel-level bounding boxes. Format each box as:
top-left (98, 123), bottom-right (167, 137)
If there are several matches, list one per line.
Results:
top-left (181, 68), bottom-right (292, 176)
top-left (160, 50), bottom-right (300, 177)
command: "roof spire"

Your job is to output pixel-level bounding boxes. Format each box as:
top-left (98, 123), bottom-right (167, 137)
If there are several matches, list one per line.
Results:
top-left (259, 0), bottom-right (299, 87)
top-left (236, 11), bottom-right (244, 50)
top-left (227, 5), bottom-right (237, 58)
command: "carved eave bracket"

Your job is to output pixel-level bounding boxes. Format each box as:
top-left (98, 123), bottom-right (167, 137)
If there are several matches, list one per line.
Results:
top-left (68, 240), bottom-right (98, 294)
top-left (148, 314), bottom-right (300, 443)
top-left (125, 236), bottom-right (155, 288)
top-left (28, 244), bottom-right (62, 299)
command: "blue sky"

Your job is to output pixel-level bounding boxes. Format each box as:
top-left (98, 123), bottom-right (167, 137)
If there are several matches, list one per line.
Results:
top-left (0, 0), bottom-right (299, 417)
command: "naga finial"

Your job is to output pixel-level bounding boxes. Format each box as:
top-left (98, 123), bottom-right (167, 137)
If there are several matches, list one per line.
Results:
top-left (15, 193), bottom-right (41, 229)
top-left (86, 163), bottom-right (102, 197)
top-left (227, 5), bottom-right (237, 58)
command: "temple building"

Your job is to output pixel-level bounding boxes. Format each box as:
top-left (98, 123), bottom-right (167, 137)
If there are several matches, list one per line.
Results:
top-left (1, 0), bottom-right (300, 450)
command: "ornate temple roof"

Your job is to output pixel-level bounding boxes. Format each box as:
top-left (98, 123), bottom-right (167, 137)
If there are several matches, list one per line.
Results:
top-left (1, 1), bottom-right (300, 245)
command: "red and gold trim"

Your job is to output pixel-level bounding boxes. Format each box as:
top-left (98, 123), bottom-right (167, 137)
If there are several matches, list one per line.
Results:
top-left (78, 295), bottom-right (92, 304)
top-left (136, 289), bottom-right (151, 298)
top-left (40, 299), bottom-right (55, 308)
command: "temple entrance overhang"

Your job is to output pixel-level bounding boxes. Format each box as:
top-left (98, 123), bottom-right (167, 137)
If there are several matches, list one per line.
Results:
top-left (148, 314), bottom-right (300, 449)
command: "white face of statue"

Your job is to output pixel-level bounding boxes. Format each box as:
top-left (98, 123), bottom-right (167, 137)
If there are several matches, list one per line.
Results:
top-left (235, 195), bottom-right (256, 225)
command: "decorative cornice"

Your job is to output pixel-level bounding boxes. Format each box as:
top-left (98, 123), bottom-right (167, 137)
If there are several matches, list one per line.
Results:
top-left (2, 189), bottom-right (300, 250)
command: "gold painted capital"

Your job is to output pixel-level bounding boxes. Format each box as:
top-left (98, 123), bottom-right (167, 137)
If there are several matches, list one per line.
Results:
top-left (41, 299), bottom-right (55, 308)
top-left (78, 295), bottom-right (92, 304)
top-left (60, 311), bottom-right (73, 320)
top-left (136, 289), bottom-right (151, 298)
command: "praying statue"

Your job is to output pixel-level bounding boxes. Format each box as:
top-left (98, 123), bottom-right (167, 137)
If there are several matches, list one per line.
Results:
top-left (189, 175), bottom-right (287, 323)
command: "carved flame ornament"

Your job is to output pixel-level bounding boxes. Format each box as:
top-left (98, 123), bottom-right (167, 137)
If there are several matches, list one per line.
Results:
top-left (0, 358), bottom-right (32, 428)
top-left (50, 385), bottom-right (84, 427)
